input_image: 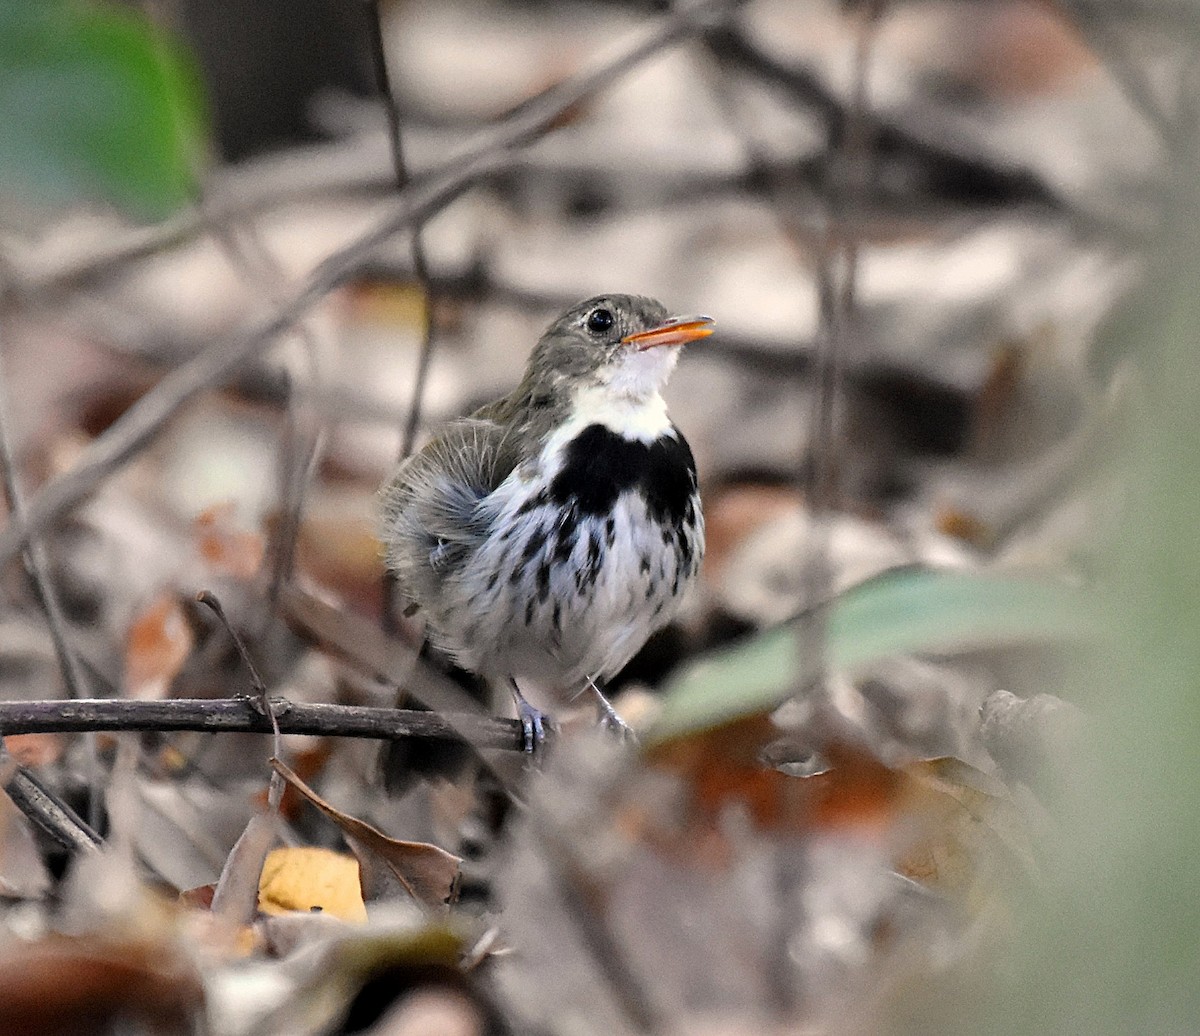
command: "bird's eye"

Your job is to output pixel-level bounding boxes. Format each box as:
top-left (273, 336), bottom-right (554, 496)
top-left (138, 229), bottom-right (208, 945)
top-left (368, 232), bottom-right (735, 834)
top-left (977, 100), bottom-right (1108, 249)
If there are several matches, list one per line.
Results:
top-left (586, 308), bottom-right (614, 335)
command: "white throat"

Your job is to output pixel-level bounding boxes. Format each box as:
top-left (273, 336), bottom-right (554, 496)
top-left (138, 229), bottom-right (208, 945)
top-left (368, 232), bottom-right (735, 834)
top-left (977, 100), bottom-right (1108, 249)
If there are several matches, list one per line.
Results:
top-left (568, 384), bottom-right (672, 443)
top-left (534, 384), bottom-right (672, 468)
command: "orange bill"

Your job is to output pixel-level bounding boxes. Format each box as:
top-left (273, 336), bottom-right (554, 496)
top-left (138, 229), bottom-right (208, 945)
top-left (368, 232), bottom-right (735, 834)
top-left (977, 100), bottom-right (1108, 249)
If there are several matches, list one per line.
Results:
top-left (621, 315), bottom-right (715, 350)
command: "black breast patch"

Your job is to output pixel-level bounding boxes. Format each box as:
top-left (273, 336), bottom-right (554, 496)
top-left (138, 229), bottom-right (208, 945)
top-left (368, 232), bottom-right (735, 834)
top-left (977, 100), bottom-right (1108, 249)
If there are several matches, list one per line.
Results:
top-left (549, 423), bottom-right (697, 526)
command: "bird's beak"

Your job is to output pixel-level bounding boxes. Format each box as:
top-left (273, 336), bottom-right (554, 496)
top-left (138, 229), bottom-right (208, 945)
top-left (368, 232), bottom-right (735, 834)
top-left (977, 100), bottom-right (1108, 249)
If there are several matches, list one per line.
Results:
top-left (621, 315), bottom-right (715, 351)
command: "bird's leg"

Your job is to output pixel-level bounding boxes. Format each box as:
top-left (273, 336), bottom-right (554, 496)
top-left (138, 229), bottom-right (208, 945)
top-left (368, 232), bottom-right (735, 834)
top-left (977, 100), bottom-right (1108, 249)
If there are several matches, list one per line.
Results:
top-left (585, 677), bottom-right (637, 744)
top-left (509, 679), bottom-right (551, 754)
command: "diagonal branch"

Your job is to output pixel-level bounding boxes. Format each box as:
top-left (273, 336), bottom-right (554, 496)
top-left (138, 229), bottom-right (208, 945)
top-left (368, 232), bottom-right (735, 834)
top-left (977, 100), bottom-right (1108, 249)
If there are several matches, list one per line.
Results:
top-left (0, 0), bottom-right (740, 574)
top-left (705, 23), bottom-right (1063, 212)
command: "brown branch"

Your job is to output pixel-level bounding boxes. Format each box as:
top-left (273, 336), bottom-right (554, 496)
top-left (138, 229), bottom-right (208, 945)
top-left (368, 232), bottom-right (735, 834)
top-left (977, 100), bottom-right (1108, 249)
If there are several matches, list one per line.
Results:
top-left (0, 152), bottom-right (502, 574)
top-left (365, 0), bottom-right (439, 464)
top-left (704, 23), bottom-right (1063, 214)
top-left (0, 697), bottom-right (524, 750)
top-left (0, 312), bottom-right (90, 700)
top-left (2, 756), bottom-right (102, 854)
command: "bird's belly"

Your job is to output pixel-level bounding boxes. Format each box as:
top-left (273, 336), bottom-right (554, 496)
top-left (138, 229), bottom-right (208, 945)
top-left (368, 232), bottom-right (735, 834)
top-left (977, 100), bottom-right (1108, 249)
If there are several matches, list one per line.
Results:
top-left (434, 491), bottom-right (702, 692)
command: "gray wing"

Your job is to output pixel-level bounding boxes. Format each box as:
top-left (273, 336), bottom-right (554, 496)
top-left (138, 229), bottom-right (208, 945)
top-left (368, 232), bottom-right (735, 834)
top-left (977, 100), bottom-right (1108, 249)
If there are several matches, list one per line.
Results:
top-left (380, 413), bottom-right (521, 612)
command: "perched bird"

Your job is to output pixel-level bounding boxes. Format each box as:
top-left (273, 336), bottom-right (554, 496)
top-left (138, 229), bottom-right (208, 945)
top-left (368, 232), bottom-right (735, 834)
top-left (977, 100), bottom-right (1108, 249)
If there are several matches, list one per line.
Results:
top-left (381, 294), bottom-right (712, 750)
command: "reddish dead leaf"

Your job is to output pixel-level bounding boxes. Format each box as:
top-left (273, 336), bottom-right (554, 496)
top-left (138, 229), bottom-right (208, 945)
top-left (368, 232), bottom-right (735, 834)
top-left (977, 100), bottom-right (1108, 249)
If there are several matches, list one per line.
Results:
top-left (124, 593), bottom-right (193, 700)
top-left (3, 732), bottom-right (64, 767)
top-left (179, 884), bottom-right (215, 910)
top-left (0, 935), bottom-right (203, 1036)
top-left (272, 758), bottom-right (461, 910)
top-left (801, 741), bottom-right (909, 830)
top-left (254, 741), bottom-right (333, 819)
top-left (648, 720), bottom-right (1033, 900)
top-left (647, 717), bottom-right (902, 836)
top-left (194, 501), bottom-right (265, 579)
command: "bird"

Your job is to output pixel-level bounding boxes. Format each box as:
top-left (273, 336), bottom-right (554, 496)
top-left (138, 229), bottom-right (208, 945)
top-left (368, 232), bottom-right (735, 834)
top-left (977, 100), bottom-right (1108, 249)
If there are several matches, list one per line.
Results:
top-left (380, 294), bottom-right (712, 752)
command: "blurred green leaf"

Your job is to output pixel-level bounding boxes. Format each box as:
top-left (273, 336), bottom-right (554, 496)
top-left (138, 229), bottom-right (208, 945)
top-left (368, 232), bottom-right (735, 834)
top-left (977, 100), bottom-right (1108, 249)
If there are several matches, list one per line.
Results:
top-left (0, 0), bottom-right (207, 218)
top-left (651, 568), bottom-right (1096, 741)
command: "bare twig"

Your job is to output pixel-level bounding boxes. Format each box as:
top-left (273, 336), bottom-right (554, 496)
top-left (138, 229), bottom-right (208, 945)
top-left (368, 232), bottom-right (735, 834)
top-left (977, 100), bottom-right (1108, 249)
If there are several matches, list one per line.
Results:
top-left (704, 23), bottom-right (1062, 213)
top-left (0, 153), bottom-right (501, 572)
top-left (1059, 0), bottom-right (1180, 148)
top-left (0, 305), bottom-right (105, 832)
top-left (0, 0), bottom-right (740, 574)
top-left (365, 0), bottom-right (439, 463)
top-left (201, 213), bottom-right (329, 616)
top-left (0, 311), bottom-right (89, 701)
top-left (0, 697), bottom-right (524, 749)
top-left (530, 809), bottom-right (661, 1033)
top-left (2, 755), bottom-right (102, 854)
top-left (367, 0), bottom-right (441, 634)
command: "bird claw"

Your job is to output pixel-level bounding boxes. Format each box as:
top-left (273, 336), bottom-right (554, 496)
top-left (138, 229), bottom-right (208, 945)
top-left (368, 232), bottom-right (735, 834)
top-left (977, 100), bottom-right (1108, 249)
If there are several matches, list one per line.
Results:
top-left (515, 698), bottom-right (552, 755)
top-left (595, 698), bottom-right (638, 745)
top-left (584, 680), bottom-right (638, 745)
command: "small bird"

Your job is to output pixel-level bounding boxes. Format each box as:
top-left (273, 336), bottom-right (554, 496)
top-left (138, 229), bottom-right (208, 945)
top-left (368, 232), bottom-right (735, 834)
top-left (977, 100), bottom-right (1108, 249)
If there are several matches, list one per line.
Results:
top-left (381, 295), bottom-right (712, 751)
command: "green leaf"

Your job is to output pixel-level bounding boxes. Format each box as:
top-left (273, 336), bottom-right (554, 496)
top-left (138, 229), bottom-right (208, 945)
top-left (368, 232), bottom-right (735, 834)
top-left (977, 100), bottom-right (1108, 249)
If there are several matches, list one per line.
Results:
top-left (650, 568), bottom-right (1099, 742)
top-left (0, 0), bottom-right (208, 218)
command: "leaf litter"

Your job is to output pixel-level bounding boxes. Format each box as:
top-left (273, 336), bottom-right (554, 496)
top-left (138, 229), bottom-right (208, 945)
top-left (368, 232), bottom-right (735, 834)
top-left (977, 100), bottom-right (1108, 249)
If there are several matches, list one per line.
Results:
top-left (0, 0), bottom-right (1161, 1031)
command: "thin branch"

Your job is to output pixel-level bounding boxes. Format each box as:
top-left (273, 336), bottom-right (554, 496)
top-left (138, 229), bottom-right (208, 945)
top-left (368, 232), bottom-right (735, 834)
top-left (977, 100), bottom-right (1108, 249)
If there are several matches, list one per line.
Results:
top-left (530, 809), bottom-right (661, 1033)
top-left (201, 211), bottom-right (329, 617)
top-left (0, 312), bottom-right (90, 700)
top-left (704, 23), bottom-right (1062, 213)
top-left (1, 753), bottom-right (102, 854)
top-left (367, 0), bottom-right (440, 634)
top-left (0, 152), bottom-right (501, 573)
top-left (1059, 0), bottom-right (1180, 148)
top-left (793, 4), bottom-right (881, 710)
top-left (0, 0), bottom-right (740, 574)
top-left (0, 697), bottom-right (524, 749)
top-left (365, 0), bottom-right (439, 463)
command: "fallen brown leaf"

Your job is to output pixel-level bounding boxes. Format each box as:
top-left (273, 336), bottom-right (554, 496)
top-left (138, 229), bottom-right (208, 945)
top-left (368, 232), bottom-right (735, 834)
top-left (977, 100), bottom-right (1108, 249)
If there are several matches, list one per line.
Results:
top-left (272, 758), bottom-right (461, 910)
top-left (193, 501), bottom-right (266, 579)
top-left (124, 592), bottom-right (193, 700)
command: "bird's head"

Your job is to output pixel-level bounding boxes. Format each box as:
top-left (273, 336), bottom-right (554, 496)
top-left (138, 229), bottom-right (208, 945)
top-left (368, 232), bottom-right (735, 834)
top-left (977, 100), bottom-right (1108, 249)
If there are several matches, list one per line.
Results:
top-left (523, 294), bottom-right (713, 404)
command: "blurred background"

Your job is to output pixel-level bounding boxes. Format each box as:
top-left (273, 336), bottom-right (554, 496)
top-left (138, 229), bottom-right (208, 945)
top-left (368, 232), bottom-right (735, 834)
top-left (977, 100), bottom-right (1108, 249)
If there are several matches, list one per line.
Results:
top-left (0, 0), bottom-right (1197, 1033)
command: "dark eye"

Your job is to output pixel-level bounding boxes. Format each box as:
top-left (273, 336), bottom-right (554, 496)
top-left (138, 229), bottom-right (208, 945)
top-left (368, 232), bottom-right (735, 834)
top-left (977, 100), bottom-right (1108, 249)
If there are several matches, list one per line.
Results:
top-left (586, 308), bottom-right (614, 335)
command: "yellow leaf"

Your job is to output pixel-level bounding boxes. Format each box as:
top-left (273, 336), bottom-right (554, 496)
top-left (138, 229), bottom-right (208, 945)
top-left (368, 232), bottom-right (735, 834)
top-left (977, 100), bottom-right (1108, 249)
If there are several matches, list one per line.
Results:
top-left (258, 847), bottom-right (367, 923)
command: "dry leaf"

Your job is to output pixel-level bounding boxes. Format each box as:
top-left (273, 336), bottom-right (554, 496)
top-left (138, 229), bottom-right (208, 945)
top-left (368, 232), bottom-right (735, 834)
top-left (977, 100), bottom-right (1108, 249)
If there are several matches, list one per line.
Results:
top-left (258, 846), bottom-right (367, 923)
top-left (211, 809), bottom-right (279, 926)
top-left (272, 758), bottom-right (461, 910)
top-left (3, 732), bottom-right (64, 767)
top-left (647, 718), bottom-right (902, 844)
top-left (648, 720), bottom-right (1034, 901)
top-left (124, 592), bottom-right (193, 700)
top-left (193, 501), bottom-right (265, 578)
top-left (896, 756), bottom-right (1038, 893)
top-left (0, 935), bottom-right (203, 1036)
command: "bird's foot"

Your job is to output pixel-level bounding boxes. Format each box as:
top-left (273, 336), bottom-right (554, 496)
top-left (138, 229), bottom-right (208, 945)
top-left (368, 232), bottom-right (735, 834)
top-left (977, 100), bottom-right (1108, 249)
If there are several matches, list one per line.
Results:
top-left (516, 698), bottom-right (552, 754)
top-left (587, 681), bottom-right (638, 745)
top-left (510, 682), bottom-right (554, 756)
top-left (597, 703), bottom-right (638, 744)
